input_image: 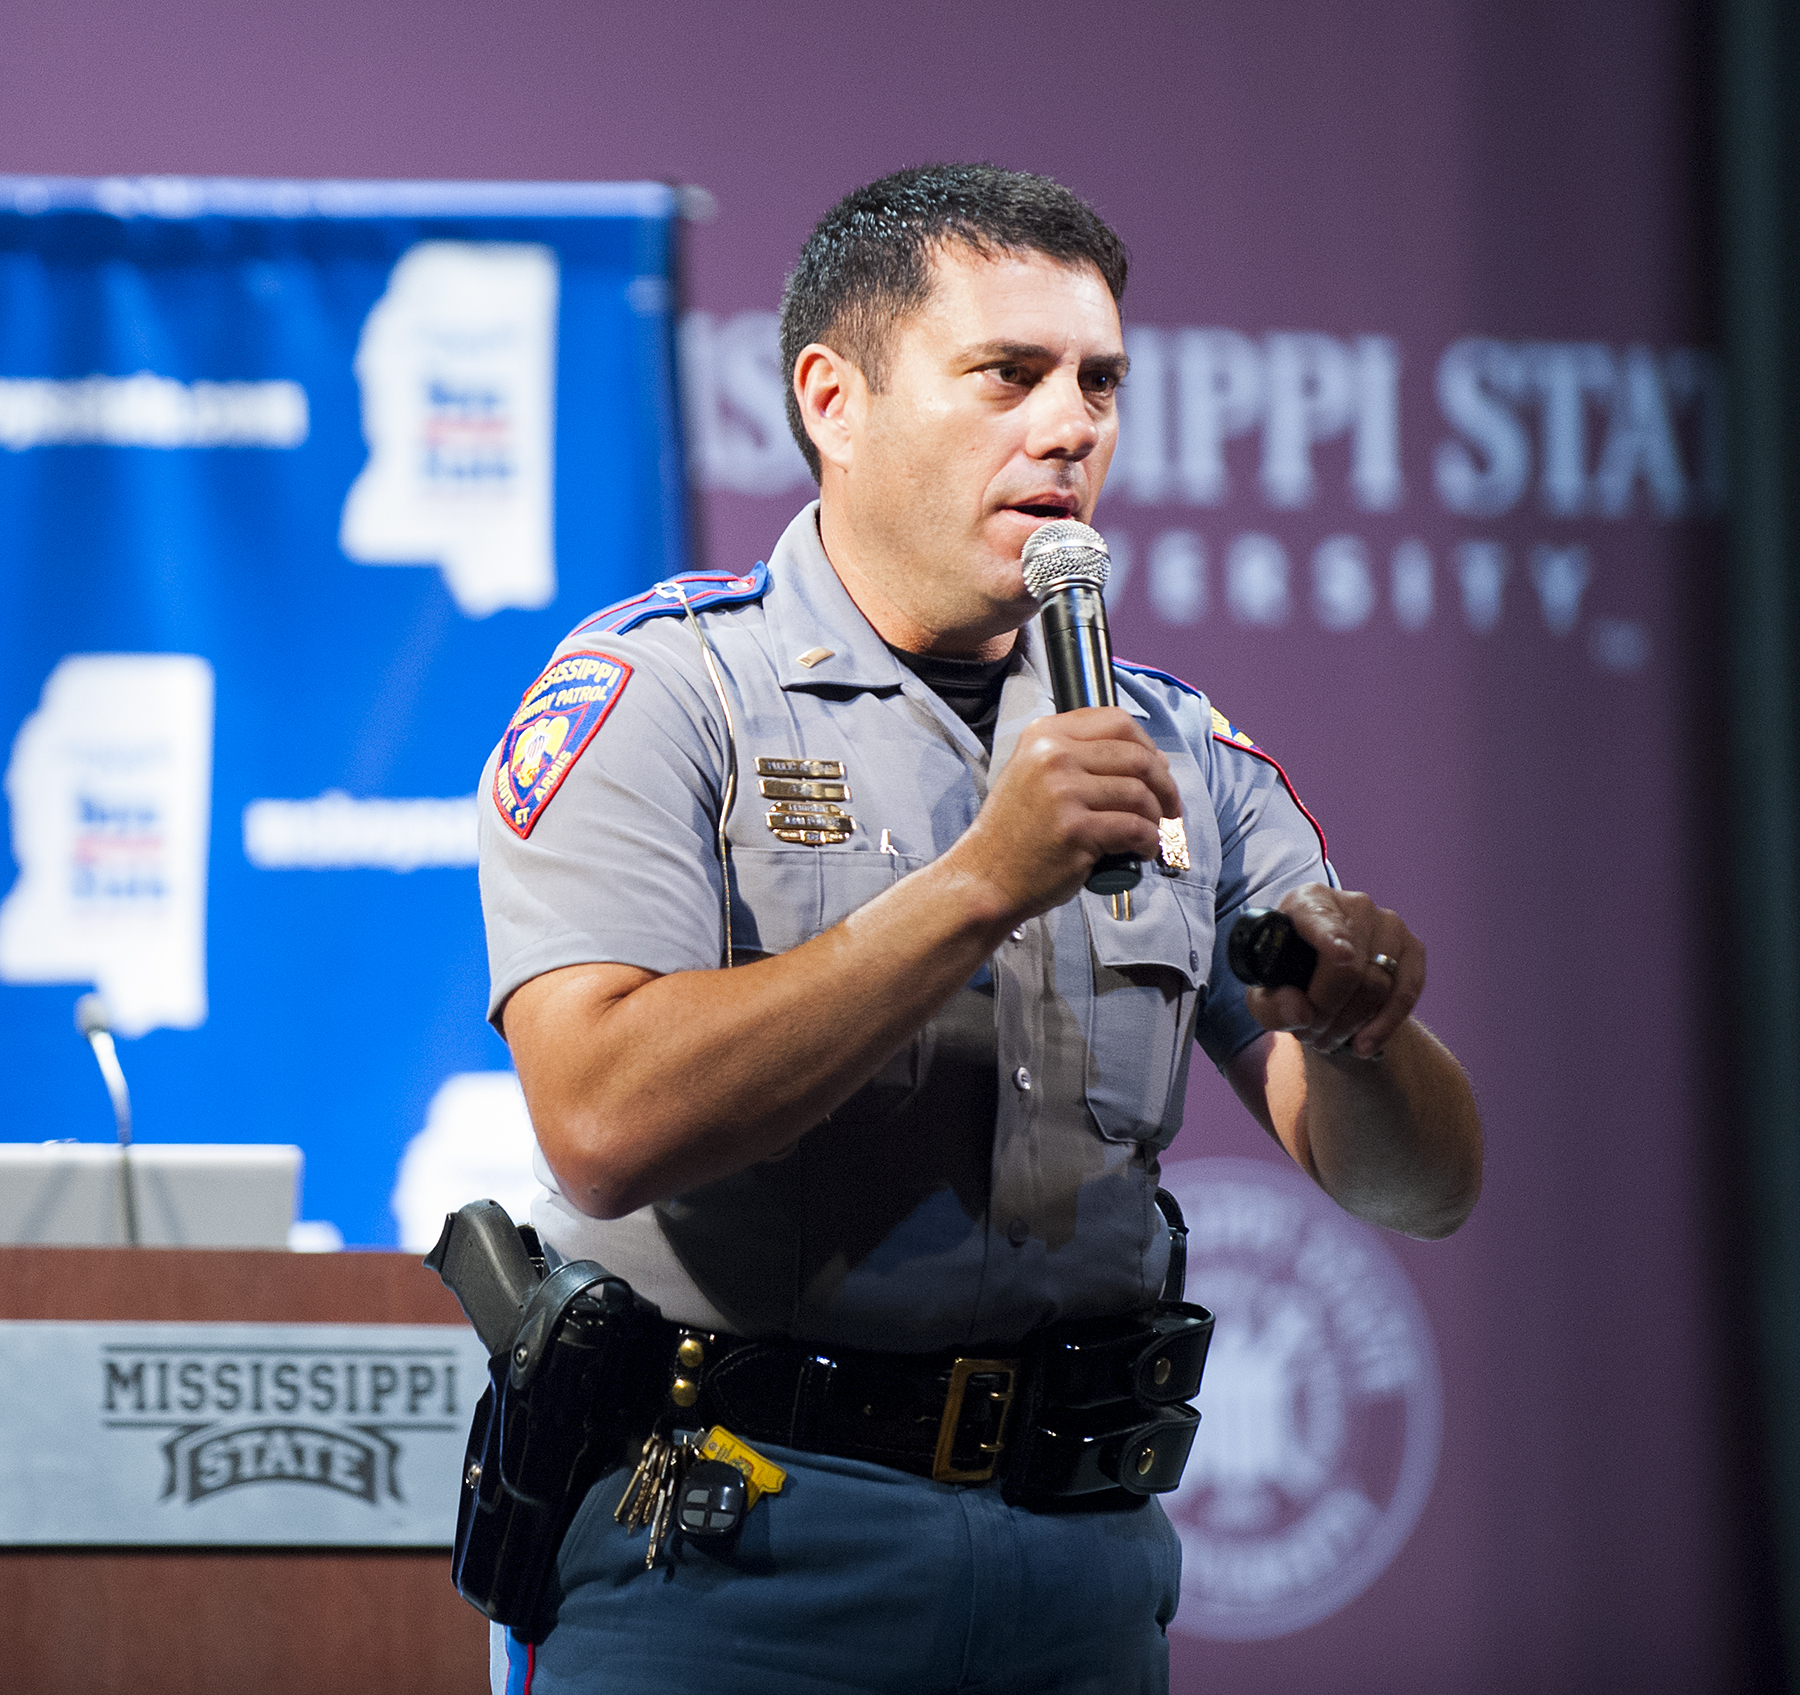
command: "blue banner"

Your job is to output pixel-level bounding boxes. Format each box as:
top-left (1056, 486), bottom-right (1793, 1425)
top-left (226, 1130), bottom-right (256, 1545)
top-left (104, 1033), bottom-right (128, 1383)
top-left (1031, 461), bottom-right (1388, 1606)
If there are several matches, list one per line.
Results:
top-left (0, 177), bottom-right (689, 1246)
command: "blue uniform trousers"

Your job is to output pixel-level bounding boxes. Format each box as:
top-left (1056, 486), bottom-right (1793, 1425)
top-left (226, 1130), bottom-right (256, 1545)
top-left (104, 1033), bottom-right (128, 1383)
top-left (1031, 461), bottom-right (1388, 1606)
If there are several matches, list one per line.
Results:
top-left (495, 1440), bottom-right (1181, 1694)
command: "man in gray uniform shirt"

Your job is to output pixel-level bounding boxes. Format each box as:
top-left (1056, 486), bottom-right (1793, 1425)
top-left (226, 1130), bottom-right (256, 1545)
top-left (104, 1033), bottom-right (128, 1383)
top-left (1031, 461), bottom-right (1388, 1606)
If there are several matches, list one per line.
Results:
top-left (478, 165), bottom-right (1482, 1695)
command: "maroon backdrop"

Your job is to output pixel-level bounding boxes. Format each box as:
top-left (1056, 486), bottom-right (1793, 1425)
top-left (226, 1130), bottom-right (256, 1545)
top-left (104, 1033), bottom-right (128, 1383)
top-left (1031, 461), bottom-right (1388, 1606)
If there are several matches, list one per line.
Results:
top-left (0, 1), bottom-right (1744, 1686)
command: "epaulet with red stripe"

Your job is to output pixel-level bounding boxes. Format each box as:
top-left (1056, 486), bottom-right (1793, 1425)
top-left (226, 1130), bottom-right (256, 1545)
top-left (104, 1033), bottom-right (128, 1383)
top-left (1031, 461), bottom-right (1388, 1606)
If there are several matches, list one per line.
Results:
top-left (1115, 660), bottom-right (1329, 863)
top-left (1205, 706), bottom-right (1328, 863)
top-left (573, 561), bottom-right (769, 637)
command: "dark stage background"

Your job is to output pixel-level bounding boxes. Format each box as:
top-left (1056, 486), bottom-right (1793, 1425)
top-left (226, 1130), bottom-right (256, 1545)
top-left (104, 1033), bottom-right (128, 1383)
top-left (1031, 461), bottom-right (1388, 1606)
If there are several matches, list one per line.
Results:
top-left (0, 2), bottom-right (1768, 1689)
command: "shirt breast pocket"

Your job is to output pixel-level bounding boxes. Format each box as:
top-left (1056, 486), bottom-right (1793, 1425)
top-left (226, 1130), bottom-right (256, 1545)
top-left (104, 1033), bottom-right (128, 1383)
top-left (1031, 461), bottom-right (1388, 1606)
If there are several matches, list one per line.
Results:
top-left (727, 846), bottom-right (929, 1112)
top-left (1079, 876), bottom-right (1213, 1150)
top-left (725, 845), bottom-right (917, 953)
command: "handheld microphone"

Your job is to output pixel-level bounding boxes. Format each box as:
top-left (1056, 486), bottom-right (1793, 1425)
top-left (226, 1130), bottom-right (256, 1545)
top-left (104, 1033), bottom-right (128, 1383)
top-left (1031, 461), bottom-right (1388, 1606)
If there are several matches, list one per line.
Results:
top-left (75, 993), bottom-right (141, 1247)
top-left (1021, 519), bottom-right (1140, 895)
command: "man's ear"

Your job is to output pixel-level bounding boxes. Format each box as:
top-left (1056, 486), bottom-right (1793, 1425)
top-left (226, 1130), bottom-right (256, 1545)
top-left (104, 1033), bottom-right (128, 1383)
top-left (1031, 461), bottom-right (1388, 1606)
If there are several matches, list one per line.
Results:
top-left (793, 343), bottom-right (865, 476)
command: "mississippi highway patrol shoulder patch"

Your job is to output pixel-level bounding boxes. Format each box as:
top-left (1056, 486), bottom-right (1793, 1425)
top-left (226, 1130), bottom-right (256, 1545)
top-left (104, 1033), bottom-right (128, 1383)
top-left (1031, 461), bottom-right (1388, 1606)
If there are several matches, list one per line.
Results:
top-left (494, 650), bottom-right (632, 839)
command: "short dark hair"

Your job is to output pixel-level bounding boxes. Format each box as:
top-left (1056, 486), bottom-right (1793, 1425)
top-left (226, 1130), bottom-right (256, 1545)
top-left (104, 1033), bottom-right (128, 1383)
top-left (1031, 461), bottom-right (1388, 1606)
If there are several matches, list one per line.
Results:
top-left (777, 164), bottom-right (1129, 480)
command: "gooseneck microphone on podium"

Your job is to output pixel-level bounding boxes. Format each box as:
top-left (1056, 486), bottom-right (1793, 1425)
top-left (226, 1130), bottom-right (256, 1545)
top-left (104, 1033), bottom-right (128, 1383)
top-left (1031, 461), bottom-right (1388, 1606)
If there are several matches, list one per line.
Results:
top-left (75, 993), bottom-right (141, 1247)
top-left (1020, 519), bottom-right (1141, 896)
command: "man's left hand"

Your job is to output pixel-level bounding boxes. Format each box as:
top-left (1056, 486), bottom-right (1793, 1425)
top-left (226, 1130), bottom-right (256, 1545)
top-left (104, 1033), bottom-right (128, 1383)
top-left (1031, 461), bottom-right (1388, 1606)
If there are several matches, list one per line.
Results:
top-left (1245, 884), bottom-right (1422, 1061)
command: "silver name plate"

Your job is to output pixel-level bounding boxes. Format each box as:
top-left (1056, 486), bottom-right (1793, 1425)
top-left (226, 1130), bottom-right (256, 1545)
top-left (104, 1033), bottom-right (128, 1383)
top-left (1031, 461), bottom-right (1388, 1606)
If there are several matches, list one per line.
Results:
top-left (0, 1320), bottom-right (487, 1546)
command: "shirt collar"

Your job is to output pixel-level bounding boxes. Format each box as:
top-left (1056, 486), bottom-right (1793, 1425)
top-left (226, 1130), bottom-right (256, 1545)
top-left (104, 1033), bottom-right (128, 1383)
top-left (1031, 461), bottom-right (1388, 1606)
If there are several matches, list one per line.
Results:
top-left (759, 501), bottom-right (1148, 720)
top-left (762, 503), bottom-right (910, 694)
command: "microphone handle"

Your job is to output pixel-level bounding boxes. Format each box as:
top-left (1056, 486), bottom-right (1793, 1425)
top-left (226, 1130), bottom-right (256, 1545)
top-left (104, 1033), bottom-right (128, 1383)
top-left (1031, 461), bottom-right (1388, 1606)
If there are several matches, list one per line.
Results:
top-left (1039, 586), bottom-right (1141, 896)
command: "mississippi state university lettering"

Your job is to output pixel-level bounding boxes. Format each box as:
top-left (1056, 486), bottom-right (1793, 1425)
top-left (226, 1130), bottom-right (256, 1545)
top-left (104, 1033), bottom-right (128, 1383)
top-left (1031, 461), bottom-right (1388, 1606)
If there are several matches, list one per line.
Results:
top-left (170, 1423), bottom-right (394, 1505)
top-left (0, 1292), bottom-right (486, 1552)
top-left (100, 1340), bottom-right (462, 1511)
top-left (102, 1350), bottom-right (458, 1419)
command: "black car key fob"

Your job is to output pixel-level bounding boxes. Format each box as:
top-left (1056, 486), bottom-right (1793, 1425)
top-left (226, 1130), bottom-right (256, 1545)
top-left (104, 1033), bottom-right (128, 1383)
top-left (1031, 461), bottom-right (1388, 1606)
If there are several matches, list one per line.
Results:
top-left (676, 1458), bottom-right (748, 1539)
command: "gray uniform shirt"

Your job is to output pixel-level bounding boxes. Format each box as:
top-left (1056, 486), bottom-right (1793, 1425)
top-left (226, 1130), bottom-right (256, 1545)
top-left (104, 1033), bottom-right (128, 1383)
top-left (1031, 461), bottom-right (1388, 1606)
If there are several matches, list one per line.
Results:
top-left (478, 504), bottom-right (1332, 1353)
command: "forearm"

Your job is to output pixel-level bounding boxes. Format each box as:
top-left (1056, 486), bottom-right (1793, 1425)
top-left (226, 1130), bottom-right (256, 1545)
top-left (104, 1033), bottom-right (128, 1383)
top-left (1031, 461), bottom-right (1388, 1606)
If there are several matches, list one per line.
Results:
top-left (1231, 884), bottom-right (1483, 1237)
top-left (1239, 1022), bottom-right (1483, 1239)
top-left (1299, 1021), bottom-right (1482, 1237)
top-left (507, 856), bottom-right (1017, 1217)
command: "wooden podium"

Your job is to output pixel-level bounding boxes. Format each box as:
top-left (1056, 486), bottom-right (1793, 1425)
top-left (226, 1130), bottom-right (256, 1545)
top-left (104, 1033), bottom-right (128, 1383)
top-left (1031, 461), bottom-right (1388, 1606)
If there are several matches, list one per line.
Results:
top-left (0, 1247), bottom-right (490, 1695)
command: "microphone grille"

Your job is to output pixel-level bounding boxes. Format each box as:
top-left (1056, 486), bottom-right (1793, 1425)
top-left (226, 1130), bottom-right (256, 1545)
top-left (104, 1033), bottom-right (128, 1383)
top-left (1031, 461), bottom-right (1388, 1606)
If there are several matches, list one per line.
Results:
top-left (74, 993), bottom-right (111, 1038)
top-left (1021, 519), bottom-right (1110, 600)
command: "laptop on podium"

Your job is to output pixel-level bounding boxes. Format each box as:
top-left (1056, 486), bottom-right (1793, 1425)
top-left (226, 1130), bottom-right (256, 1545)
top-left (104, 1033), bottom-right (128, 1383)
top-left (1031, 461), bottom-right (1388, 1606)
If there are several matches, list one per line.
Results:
top-left (0, 1143), bottom-right (301, 1248)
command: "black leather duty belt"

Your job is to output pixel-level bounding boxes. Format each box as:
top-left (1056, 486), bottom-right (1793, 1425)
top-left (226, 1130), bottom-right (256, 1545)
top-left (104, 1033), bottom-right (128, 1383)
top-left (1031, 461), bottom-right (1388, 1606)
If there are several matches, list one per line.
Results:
top-left (646, 1302), bottom-right (1215, 1505)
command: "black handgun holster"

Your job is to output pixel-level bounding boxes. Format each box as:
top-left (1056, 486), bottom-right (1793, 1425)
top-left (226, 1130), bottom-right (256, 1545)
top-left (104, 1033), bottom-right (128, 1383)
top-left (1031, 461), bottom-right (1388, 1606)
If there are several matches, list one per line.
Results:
top-left (427, 1204), bottom-right (661, 1641)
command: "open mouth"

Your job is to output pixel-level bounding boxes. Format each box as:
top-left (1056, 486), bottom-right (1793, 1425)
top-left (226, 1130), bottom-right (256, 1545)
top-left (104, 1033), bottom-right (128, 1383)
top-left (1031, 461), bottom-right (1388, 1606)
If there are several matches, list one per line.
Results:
top-left (1009, 501), bottom-right (1076, 520)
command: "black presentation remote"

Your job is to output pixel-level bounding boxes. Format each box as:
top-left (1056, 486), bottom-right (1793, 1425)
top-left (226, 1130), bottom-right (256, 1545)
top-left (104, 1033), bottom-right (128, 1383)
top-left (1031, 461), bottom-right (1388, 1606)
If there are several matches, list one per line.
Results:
top-left (1226, 908), bottom-right (1320, 991)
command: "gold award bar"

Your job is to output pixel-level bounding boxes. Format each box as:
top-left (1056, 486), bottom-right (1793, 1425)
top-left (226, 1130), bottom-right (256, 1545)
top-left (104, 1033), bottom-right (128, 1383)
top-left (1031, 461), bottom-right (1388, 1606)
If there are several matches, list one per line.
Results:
top-left (767, 813), bottom-right (854, 837)
top-left (759, 777), bottom-right (851, 802)
top-left (754, 757), bottom-right (846, 780)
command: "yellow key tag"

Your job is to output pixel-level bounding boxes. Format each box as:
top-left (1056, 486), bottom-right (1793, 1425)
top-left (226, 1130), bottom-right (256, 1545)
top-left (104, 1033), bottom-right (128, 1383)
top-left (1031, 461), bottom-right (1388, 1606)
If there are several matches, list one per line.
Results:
top-left (698, 1425), bottom-right (787, 1509)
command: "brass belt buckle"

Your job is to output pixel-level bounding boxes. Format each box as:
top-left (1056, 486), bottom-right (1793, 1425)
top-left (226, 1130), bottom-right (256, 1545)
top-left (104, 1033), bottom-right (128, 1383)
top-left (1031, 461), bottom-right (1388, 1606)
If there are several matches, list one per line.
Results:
top-left (931, 1357), bottom-right (1020, 1484)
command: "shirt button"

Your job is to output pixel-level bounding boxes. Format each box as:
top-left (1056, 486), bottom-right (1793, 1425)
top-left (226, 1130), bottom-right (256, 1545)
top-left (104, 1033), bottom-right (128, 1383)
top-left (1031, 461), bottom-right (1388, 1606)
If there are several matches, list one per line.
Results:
top-left (1010, 926), bottom-right (1026, 943)
top-left (1013, 1066), bottom-right (1032, 1092)
top-left (1189, 949), bottom-right (1199, 970)
top-left (1007, 1217), bottom-right (1029, 1246)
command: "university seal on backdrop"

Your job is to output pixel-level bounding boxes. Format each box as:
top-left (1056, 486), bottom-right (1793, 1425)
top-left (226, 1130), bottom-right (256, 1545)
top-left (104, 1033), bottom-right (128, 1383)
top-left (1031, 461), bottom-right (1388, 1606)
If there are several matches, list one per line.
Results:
top-left (1160, 1156), bottom-right (1443, 1640)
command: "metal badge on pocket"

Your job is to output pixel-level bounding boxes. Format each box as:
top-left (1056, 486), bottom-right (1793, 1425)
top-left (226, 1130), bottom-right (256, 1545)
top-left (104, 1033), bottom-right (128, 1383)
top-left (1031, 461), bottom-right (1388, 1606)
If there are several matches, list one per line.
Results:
top-left (1156, 817), bottom-right (1190, 874)
top-left (757, 756), bottom-right (853, 842)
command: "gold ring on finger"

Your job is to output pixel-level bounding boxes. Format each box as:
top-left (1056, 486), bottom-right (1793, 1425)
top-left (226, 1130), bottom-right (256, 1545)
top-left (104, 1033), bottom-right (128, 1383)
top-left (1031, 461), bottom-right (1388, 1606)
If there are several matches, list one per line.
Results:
top-left (1371, 953), bottom-right (1400, 976)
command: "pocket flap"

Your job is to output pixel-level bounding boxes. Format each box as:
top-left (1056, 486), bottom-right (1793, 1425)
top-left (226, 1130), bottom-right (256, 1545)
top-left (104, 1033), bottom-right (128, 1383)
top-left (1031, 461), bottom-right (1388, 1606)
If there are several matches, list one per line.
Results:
top-left (1079, 876), bottom-right (1211, 987)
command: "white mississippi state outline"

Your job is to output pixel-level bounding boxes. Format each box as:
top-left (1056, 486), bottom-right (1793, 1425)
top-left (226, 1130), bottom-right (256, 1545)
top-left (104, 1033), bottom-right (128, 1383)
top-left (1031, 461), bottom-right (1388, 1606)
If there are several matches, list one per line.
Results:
top-left (0, 653), bottom-right (214, 1035)
top-left (340, 241), bottom-right (559, 619)
top-left (1160, 1154), bottom-right (1443, 1640)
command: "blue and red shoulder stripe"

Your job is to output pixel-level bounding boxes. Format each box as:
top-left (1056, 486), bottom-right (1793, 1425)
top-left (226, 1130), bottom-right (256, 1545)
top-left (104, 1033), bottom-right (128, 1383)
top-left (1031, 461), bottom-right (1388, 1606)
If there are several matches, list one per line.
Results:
top-left (572, 562), bottom-right (770, 639)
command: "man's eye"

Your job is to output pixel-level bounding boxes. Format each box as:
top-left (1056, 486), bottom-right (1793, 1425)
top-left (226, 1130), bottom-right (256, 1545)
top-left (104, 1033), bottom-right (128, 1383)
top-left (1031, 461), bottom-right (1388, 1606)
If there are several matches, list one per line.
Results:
top-left (1085, 372), bottom-right (1120, 396)
top-left (990, 364), bottom-right (1027, 385)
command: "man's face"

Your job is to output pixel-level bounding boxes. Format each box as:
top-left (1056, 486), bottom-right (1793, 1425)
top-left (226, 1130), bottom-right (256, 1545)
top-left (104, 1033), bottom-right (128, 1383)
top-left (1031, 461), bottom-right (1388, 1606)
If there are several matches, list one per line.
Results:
top-left (827, 244), bottom-right (1127, 650)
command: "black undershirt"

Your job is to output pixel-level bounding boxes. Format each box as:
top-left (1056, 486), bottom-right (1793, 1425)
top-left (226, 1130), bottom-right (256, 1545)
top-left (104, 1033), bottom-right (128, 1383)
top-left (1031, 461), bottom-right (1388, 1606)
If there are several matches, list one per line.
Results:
top-left (887, 645), bottom-right (1015, 752)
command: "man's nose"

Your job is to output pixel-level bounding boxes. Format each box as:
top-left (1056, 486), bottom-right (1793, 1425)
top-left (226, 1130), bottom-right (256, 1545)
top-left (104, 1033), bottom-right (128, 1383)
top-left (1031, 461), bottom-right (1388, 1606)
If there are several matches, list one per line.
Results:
top-left (1024, 369), bottom-right (1100, 460)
